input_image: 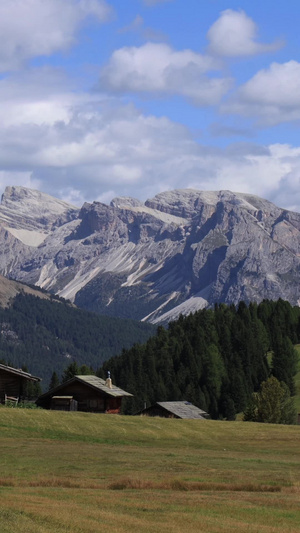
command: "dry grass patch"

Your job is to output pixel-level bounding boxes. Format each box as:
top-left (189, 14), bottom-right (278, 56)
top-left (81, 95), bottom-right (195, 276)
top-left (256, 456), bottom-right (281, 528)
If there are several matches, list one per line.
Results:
top-left (108, 477), bottom-right (282, 493)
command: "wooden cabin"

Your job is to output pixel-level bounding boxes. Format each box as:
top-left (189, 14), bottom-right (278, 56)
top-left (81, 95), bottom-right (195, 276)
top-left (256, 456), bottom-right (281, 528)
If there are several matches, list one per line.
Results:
top-left (0, 363), bottom-right (41, 405)
top-left (138, 401), bottom-right (209, 419)
top-left (37, 374), bottom-right (132, 413)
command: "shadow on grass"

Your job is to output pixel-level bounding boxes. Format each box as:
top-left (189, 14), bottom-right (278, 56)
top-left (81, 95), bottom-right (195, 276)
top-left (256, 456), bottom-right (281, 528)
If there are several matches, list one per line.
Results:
top-left (1, 476), bottom-right (297, 493)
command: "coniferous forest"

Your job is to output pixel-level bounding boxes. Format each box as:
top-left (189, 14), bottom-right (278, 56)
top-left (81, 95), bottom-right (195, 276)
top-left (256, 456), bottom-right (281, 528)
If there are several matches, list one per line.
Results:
top-left (0, 293), bottom-right (155, 387)
top-left (1, 293), bottom-right (299, 419)
top-left (98, 299), bottom-right (299, 419)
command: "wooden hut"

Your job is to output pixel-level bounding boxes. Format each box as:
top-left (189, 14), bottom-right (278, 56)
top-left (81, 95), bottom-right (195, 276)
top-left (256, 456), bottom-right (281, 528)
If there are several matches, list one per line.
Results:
top-left (37, 374), bottom-right (132, 413)
top-left (138, 401), bottom-right (209, 419)
top-left (0, 363), bottom-right (41, 405)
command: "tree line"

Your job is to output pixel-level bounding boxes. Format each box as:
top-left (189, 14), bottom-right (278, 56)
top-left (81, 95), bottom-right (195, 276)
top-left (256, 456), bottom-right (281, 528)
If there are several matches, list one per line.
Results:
top-left (96, 299), bottom-right (299, 419)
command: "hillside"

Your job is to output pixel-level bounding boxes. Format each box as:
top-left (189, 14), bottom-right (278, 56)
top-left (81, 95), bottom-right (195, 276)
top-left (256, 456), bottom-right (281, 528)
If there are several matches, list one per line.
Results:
top-left (0, 291), bottom-right (155, 388)
top-left (0, 409), bottom-right (299, 533)
top-left (0, 273), bottom-right (52, 307)
top-left (2, 186), bottom-right (300, 322)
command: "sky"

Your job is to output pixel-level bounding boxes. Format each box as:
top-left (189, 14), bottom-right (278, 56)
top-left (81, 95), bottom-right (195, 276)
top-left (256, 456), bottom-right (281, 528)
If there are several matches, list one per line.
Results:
top-left (1, 0), bottom-right (300, 211)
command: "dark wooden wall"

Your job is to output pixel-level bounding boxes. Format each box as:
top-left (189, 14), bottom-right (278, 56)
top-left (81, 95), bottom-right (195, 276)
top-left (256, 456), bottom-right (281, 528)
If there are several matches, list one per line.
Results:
top-left (39, 381), bottom-right (123, 413)
top-left (0, 369), bottom-right (25, 402)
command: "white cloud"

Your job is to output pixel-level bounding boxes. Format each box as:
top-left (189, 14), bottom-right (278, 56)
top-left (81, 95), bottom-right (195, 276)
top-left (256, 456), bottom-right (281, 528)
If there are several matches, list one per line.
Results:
top-left (0, 69), bottom-right (300, 212)
top-left (0, 0), bottom-right (112, 71)
top-left (0, 71), bottom-right (300, 212)
top-left (223, 61), bottom-right (300, 126)
top-left (207, 9), bottom-right (283, 57)
top-left (0, 66), bottom-right (91, 132)
top-left (99, 42), bottom-right (232, 105)
top-left (1, 0), bottom-right (299, 217)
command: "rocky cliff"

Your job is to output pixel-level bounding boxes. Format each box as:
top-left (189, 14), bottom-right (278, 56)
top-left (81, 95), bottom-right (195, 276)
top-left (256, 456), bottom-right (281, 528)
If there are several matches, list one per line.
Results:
top-left (1, 186), bottom-right (300, 322)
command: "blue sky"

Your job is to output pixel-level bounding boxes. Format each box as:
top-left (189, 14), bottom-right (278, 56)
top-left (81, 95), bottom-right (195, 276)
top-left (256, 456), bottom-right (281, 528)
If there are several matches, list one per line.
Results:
top-left (1, 0), bottom-right (300, 211)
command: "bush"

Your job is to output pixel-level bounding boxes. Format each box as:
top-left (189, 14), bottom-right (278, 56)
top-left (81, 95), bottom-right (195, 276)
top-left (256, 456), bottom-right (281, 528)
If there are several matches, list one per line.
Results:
top-left (243, 376), bottom-right (296, 424)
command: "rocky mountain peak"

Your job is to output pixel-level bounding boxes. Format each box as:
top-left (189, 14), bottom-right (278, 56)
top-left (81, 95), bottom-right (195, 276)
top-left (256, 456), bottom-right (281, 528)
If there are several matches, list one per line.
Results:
top-left (110, 197), bottom-right (144, 209)
top-left (1, 185), bottom-right (300, 323)
top-left (0, 186), bottom-right (79, 232)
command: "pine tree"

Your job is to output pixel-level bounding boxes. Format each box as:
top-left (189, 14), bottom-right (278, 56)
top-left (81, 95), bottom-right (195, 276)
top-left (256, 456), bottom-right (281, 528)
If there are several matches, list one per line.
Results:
top-left (48, 371), bottom-right (60, 391)
top-left (272, 334), bottom-right (298, 395)
top-left (61, 361), bottom-right (80, 382)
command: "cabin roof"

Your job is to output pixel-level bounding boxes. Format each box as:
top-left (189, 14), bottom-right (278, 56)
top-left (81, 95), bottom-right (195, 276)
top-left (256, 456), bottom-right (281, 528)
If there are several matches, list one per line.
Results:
top-left (75, 375), bottom-right (133, 397)
top-left (0, 363), bottom-right (41, 382)
top-left (38, 374), bottom-right (133, 400)
top-left (148, 401), bottom-right (208, 419)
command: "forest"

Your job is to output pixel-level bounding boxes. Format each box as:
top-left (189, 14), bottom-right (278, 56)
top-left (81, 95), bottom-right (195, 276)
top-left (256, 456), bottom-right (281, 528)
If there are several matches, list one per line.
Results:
top-left (1, 295), bottom-right (299, 420)
top-left (97, 299), bottom-right (299, 419)
top-left (0, 293), bottom-right (155, 387)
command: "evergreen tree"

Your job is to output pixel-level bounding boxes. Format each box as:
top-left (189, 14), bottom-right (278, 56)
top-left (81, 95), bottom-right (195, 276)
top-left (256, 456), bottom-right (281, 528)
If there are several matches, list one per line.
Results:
top-left (272, 334), bottom-right (298, 395)
top-left (243, 376), bottom-right (296, 424)
top-left (48, 371), bottom-right (60, 391)
top-left (24, 380), bottom-right (42, 401)
top-left (61, 361), bottom-right (80, 382)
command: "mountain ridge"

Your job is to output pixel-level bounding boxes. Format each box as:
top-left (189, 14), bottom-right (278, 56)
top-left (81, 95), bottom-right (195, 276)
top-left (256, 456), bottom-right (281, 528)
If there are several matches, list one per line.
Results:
top-left (1, 185), bottom-right (300, 322)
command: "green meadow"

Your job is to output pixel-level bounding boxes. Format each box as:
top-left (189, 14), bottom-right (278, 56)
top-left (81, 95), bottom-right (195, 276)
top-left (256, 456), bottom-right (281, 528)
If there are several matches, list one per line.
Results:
top-left (0, 409), bottom-right (299, 533)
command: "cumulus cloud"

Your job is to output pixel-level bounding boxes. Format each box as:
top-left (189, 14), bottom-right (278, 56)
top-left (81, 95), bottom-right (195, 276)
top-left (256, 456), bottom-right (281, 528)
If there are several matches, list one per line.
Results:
top-left (207, 9), bottom-right (283, 57)
top-left (99, 42), bottom-right (232, 105)
top-left (1, 70), bottom-right (300, 211)
top-left (223, 61), bottom-right (300, 126)
top-left (0, 0), bottom-right (112, 71)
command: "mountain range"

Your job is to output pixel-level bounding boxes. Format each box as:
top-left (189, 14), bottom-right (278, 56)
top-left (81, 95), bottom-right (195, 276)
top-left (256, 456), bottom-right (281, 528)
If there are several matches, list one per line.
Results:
top-left (1, 185), bottom-right (300, 323)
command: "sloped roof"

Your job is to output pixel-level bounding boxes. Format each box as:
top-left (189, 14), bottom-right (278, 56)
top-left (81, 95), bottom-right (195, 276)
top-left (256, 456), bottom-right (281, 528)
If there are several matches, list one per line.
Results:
top-left (38, 374), bottom-right (132, 400)
top-left (153, 401), bottom-right (208, 419)
top-left (75, 375), bottom-right (133, 397)
top-left (0, 363), bottom-right (40, 382)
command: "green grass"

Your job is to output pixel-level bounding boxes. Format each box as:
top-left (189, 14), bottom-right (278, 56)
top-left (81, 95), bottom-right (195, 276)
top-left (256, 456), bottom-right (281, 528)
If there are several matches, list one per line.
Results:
top-left (0, 409), bottom-right (300, 532)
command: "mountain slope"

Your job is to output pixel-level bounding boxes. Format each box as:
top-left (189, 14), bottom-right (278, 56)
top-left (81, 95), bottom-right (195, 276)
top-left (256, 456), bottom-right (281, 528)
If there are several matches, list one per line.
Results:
top-left (0, 289), bottom-right (155, 387)
top-left (0, 273), bottom-right (52, 307)
top-left (1, 186), bottom-right (300, 322)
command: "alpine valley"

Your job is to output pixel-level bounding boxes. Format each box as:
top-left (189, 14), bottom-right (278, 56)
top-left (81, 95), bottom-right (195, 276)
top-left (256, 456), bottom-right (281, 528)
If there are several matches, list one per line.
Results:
top-left (1, 185), bottom-right (300, 324)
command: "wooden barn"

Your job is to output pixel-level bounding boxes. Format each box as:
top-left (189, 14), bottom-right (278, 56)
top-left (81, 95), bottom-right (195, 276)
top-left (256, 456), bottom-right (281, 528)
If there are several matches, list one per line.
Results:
top-left (138, 401), bottom-right (209, 419)
top-left (37, 374), bottom-right (132, 413)
top-left (0, 363), bottom-right (41, 405)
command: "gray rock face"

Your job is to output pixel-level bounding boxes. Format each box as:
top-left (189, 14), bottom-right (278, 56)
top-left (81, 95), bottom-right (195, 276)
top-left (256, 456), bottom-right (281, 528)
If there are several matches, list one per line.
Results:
top-left (0, 186), bottom-right (78, 231)
top-left (1, 186), bottom-right (300, 323)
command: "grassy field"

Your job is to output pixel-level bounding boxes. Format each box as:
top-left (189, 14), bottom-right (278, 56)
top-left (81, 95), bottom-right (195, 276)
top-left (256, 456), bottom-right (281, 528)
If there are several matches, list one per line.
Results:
top-left (0, 408), bottom-right (299, 533)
